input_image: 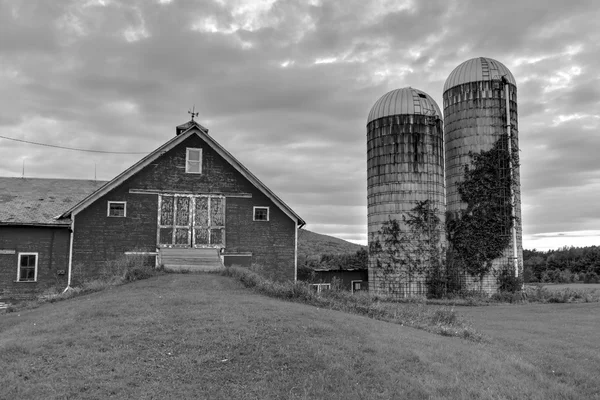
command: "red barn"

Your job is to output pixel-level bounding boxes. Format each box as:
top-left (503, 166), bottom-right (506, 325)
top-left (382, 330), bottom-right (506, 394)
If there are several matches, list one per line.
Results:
top-left (0, 120), bottom-right (305, 301)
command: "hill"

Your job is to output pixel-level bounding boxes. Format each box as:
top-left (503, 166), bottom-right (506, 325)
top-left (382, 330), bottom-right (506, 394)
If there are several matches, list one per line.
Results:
top-left (1, 274), bottom-right (599, 399)
top-left (298, 229), bottom-right (366, 259)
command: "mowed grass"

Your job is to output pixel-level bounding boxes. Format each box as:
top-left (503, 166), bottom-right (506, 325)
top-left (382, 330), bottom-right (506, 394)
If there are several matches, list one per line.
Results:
top-left (460, 302), bottom-right (600, 398)
top-left (0, 275), bottom-right (598, 399)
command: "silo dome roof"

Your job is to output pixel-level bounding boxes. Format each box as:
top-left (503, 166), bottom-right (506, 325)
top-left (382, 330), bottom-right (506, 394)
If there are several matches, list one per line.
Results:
top-left (367, 87), bottom-right (442, 124)
top-left (444, 57), bottom-right (516, 93)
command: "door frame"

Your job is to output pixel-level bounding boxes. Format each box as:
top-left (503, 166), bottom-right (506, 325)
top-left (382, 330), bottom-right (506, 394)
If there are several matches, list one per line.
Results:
top-left (157, 194), bottom-right (226, 249)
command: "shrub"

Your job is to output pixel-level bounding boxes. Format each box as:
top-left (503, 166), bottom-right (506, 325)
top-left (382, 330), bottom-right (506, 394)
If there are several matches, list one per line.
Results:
top-left (496, 268), bottom-right (523, 293)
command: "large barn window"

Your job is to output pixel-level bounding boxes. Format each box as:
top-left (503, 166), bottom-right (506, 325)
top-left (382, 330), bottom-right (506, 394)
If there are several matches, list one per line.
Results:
top-left (253, 206), bottom-right (269, 221)
top-left (186, 148), bottom-right (202, 174)
top-left (108, 201), bottom-right (126, 217)
top-left (17, 253), bottom-right (38, 282)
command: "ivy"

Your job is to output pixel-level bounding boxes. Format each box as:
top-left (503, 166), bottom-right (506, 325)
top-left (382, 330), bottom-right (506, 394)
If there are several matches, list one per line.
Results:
top-left (446, 134), bottom-right (519, 283)
top-left (369, 200), bottom-right (444, 296)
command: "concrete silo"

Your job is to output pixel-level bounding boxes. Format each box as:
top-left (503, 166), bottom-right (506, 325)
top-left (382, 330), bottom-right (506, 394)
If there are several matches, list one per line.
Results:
top-left (367, 87), bottom-right (445, 297)
top-left (443, 57), bottom-right (523, 293)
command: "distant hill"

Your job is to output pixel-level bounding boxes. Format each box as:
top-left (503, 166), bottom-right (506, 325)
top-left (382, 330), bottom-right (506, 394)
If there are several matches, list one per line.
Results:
top-left (298, 229), bottom-right (366, 259)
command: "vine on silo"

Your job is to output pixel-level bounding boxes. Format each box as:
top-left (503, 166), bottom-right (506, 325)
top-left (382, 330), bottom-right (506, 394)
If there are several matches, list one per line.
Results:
top-left (369, 200), bottom-right (445, 297)
top-left (446, 134), bottom-right (520, 285)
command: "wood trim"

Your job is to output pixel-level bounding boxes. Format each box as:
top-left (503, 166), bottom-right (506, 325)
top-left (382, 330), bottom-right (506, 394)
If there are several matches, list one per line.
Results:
top-left (16, 252), bottom-right (38, 282)
top-left (294, 226), bottom-right (298, 282)
top-left (130, 189), bottom-right (252, 198)
top-left (107, 201), bottom-right (127, 217)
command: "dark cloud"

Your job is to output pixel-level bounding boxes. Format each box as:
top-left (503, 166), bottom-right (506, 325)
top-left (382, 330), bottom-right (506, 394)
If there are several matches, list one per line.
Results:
top-left (1, 0), bottom-right (599, 249)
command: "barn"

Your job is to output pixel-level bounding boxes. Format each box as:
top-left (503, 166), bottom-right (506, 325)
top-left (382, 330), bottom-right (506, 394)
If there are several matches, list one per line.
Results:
top-left (0, 120), bottom-right (305, 301)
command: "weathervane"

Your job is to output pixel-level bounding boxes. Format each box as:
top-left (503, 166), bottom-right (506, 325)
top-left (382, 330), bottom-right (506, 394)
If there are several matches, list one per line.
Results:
top-left (188, 105), bottom-right (199, 121)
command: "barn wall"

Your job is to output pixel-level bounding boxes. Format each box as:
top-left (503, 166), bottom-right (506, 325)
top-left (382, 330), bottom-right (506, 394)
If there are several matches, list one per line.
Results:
top-left (0, 226), bottom-right (70, 301)
top-left (72, 133), bottom-right (296, 282)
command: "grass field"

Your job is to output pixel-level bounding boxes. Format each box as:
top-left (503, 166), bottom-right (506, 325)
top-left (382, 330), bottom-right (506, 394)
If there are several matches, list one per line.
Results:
top-left (543, 283), bottom-right (600, 291)
top-left (1, 274), bottom-right (599, 399)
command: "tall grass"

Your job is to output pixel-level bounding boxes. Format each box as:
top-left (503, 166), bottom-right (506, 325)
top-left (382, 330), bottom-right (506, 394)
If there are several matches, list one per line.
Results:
top-left (221, 266), bottom-right (484, 342)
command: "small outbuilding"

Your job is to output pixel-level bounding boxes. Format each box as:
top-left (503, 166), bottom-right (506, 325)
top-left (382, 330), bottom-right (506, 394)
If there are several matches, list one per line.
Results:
top-left (311, 268), bottom-right (368, 293)
top-left (0, 120), bottom-right (305, 301)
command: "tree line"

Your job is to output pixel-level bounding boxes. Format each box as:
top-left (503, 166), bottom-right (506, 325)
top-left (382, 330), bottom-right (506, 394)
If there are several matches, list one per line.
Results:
top-left (524, 246), bottom-right (600, 283)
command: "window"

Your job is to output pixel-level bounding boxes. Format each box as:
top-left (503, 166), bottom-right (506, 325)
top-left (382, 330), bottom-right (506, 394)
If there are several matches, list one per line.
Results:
top-left (186, 148), bottom-right (202, 174)
top-left (351, 280), bottom-right (364, 293)
top-left (253, 206), bottom-right (269, 221)
top-left (310, 283), bottom-right (331, 293)
top-left (107, 201), bottom-right (126, 217)
top-left (17, 253), bottom-right (38, 282)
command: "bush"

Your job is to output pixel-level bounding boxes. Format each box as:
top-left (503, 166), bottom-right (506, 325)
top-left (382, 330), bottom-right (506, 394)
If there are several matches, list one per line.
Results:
top-left (584, 272), bottom-right (599, 283)
top-left (497, 268), bottom-right (523, 293)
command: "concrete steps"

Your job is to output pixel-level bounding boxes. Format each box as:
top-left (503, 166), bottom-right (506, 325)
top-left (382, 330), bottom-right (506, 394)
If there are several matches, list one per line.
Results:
top-left (160, 248), bottom-right (224, 272)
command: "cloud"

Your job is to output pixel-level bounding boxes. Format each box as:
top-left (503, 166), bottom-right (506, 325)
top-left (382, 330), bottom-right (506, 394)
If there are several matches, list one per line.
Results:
top-left (0, 0), bottom-right (599, 250)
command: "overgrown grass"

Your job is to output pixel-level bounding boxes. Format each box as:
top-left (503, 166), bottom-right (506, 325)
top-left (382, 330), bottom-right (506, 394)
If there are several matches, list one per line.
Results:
top-left (4, 255), bottom-right (164, 313)
top-left (221, 266), bottom-right (483, 342)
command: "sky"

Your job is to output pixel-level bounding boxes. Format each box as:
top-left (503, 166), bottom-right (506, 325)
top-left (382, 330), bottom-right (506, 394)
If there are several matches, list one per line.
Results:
top-left (0, 0), bottom-right (599, 251)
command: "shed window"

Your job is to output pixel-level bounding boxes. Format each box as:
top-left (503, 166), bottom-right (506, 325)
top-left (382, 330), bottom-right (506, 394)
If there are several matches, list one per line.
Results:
top-left (17, 253), bottom-right (38, 282)
top-left (108, 201), bottom-right (126, 217)
top-left (186, 148), bottom-right (202, 174)
top-left (310, 283), bottom-right (331, 293)
top-left (351, 280), bottom-right (364, 293)
top-left (253, 206), bottom-right (269, 221)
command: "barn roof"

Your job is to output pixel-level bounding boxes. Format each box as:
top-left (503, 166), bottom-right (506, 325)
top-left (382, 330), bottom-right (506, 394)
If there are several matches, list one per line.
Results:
top-left (60, 121), bottom-right (306, 227)
top-left (0, 177), bottom-right (106, 226)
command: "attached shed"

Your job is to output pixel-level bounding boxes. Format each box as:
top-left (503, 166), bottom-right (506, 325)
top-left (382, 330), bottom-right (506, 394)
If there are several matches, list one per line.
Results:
top-left (0, 178), bottom-right (104, 300)
top-left (0, 120), bottom-right (305, 300)
top-left (311, 268), bottom-right (368, 293)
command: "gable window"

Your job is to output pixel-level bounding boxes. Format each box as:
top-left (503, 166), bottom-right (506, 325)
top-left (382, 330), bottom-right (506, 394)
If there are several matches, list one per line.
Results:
top-left (186, 148), bottom-right (202, 174)
top-left (107, 201), bottom-right (126, 217)
top-left (253, 206), bottom-right (269, 221)
top-left (17, 253), bottom-right (38, 282)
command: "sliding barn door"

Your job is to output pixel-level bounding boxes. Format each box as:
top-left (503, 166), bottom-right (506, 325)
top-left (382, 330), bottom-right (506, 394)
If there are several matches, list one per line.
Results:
top-left (158, 195), bottom-right (225, 248)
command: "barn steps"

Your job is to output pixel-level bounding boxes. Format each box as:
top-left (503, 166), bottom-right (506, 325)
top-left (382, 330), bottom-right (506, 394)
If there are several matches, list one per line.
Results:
top-left (160, 248), bottom-right (224, 272)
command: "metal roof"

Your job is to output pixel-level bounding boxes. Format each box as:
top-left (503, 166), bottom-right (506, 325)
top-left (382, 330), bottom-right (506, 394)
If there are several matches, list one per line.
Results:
top-left (444, 57), bottom-right (516, 92)
top-left (0, 177), bottom-right (105, 226)
top-left (367, 87), bottom-right (442, 124)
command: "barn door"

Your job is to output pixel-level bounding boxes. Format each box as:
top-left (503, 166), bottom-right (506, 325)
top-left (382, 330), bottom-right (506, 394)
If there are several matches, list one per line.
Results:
top-left (158, 195), bottom-right (192, 247)
top-left (159, 194), bottom-right (224, 248)
top-left (193, 196), bottom-right (225, 248)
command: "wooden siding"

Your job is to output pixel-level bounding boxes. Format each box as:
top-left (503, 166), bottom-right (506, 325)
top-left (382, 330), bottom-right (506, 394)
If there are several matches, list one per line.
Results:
top-left (72, 134), bottom-right (295, 282)
top-left (443, 81), bottom-right (523, 293)
top-left (0, 226), bottom-right (69, 301)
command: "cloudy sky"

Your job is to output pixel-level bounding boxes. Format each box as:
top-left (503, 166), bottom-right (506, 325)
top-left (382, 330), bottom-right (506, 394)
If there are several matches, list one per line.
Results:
top-left (1, 0), bottom-right (598, 251)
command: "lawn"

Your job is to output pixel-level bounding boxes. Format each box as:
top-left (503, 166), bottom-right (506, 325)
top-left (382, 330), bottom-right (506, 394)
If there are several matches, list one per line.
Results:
top-left (543, 283), bottom-right (600, 292)
top-left (1, 274), bottom-right (599, 399)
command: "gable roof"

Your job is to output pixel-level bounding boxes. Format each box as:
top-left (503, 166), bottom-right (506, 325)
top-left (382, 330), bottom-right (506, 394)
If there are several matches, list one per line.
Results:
top-left (61, 121), bottom-right (306, 227)
top-left (0, 177), bottom-right (106, 226)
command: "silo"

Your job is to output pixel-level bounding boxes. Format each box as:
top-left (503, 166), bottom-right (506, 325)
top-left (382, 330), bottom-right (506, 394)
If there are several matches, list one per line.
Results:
top-left (367, 87), bottom-right (445, 298)
top-left (443, 57), bottom-right (523, 294)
